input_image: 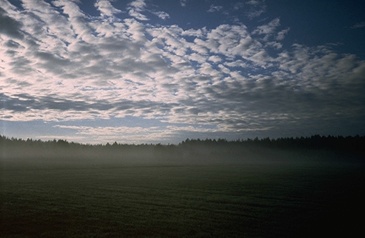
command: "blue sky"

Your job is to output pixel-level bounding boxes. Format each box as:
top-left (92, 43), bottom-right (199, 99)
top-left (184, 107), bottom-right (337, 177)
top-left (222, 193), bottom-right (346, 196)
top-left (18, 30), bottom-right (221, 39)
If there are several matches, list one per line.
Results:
top-left (1, 0), bottom-right (365, 144)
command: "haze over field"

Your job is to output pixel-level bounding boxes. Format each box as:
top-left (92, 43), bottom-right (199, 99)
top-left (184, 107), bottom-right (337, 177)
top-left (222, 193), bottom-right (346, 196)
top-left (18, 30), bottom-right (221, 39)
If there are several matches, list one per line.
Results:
top-left (1, 135), bottom-right (365, 237)
top-left (1, 0), bottom-right (365, 144)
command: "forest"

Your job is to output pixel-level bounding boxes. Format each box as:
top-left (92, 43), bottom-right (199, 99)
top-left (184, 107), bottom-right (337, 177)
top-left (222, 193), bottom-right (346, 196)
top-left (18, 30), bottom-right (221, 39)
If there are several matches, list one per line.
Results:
top-left (1, 134), bottom-right (364, 164)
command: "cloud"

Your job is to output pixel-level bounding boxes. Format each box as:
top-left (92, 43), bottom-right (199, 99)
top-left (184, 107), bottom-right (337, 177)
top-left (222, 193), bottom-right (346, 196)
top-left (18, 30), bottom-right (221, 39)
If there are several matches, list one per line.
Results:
top-left (208, 5), bottom-right (223, 13)
top-left (246, 0), bottom-right (265, 6)
top-left (180, 0), bottom-right (188, 7)
top-left (128, 0), bottom-right (148, 21)
top-left (233, 2), bottom-right (244, 10)
top-left (253, 18), bottom-right (280, 37)
top-left (152, 10), bottom-right (170, 20)
top-left (351, 21), bottom-right (365, 29)
top-left (208, 55), bottom-right (222, 63)
top-left (95, 0), bottom-right (122, 17)
top-left (0, 7), bottom-right (23, 39)
top-left (52, 123), bottom-right (218, 144)
top-left (1, 0), bottom-right (364, 143)
top-left (128, 0), bottom-right (146, 9)
top-left (243, 0), bottom-right (267, 19)
top-left (55, 125), bottom-right (157, 143)
top-left (252, 18), bottom-right (290, 49)
top-left (276, 27), bottom-right (290, 41)
top-left (52, 0), bottom-right (95, 43)
top-left (0, 92), bottom-right (181, 122)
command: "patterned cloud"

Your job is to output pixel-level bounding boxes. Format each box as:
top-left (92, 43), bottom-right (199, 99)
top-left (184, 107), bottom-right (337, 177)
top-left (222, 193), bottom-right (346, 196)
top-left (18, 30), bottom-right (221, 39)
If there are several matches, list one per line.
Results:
top-left (1, 0), bottom-right (364, 143)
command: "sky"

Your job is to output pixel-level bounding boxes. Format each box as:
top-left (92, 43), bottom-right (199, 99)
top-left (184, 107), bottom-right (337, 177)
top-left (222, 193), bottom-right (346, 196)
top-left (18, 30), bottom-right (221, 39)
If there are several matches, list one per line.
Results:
top-left (1, 0), bottom-right (365, 144)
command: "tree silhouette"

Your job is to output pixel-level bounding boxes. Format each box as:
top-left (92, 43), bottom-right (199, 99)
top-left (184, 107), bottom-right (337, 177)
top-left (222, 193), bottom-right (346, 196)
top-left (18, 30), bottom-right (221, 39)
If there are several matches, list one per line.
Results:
top-left (1, 134), bottom-right (364, 162)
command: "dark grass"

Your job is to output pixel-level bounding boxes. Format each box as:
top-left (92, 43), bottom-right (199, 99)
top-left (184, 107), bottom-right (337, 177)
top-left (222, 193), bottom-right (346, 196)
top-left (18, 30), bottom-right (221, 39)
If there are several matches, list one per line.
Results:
top-left (1, 158), bottom-right (365, 238)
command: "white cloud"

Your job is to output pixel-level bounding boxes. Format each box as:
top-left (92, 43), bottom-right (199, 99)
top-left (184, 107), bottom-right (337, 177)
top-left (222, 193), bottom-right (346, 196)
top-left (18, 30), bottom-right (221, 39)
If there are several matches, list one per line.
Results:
top-left (253, 18), bottom-right (280, 36)
top-left (129, 0), bottom-right (146, 9)
top-left (54, 124), bottom-right (168, 144)
top-left (1, 0), bottom-right (365, 143)
top-left (128, 9), bottom-right (148, 21)
top-left (276, 27), bottom-right (290, 41)
top-left (53, 0), bottom-right (96, 43)
top-left (95, 0), bottom-right (122, 17)
top-left (208, 55), bottom-right (222, 63)
top-left (124, 18), bottom-right (147, 43)
top-left (275, 44), bottom-right (365, 94)
top-left (182, 28), bottom-right (206, 38)
top-left (128, 0), bottom-right (148, 21)
top-left (152, 11), bottom-right (170, 20)
top-left (53, 122), bottom-right (238, 144)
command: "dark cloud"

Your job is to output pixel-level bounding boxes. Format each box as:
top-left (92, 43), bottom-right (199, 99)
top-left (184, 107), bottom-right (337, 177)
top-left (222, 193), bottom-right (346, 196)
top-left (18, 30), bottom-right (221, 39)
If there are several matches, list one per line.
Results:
top-left (1, 93), bottom-right (178, 118)
top-left (0, 93), bottom-right (110, 112)
top-left (0, 93), bottom-right (31, 112)
top-left (0, 7), bottom-right (23, 38)
top-left (5, 39), bottom-right (21, 48)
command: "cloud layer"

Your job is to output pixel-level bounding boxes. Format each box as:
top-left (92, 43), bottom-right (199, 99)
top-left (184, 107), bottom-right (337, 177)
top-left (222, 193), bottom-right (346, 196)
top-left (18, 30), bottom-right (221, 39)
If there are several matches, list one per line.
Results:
top-left (1, 0), bottom-right (365, 143)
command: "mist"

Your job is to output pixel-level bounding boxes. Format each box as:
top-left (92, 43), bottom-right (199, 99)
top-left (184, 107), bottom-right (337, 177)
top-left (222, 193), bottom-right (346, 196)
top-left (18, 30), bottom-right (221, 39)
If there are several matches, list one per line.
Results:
top-left (2, 135), bottom-right (364, 167)
top-left (1, 135), bottom-right (364, 237)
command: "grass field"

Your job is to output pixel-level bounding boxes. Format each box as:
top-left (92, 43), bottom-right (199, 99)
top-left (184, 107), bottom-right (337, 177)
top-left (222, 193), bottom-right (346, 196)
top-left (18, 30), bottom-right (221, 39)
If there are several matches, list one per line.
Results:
top-left (1, 156), bottom-right (365, 237)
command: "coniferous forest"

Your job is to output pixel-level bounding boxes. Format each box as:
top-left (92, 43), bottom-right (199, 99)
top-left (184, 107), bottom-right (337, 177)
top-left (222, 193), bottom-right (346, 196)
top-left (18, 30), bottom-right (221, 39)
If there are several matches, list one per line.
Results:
top-left (2, 134), bottom-right (364, 162)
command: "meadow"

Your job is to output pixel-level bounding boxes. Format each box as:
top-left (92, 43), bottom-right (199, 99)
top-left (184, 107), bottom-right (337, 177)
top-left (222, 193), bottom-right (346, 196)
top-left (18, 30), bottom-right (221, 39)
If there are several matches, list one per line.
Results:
top-left (1, 137), bottom-right (364, 237)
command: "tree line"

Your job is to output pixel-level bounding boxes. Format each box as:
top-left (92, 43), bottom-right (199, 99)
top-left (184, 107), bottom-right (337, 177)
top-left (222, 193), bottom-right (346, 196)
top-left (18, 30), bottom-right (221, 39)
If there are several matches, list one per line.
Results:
top-left (1, 134), bottom-right (364, 161)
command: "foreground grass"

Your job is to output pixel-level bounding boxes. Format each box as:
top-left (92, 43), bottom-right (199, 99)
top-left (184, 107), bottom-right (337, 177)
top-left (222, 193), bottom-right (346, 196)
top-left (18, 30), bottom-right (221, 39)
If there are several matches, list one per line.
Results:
top-left (1, 158), bottom-right (364, 237)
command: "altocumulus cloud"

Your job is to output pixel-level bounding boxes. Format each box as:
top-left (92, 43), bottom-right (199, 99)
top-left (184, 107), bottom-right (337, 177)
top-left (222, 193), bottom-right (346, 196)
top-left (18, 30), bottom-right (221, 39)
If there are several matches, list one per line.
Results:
top-left (1, 0), bottom-right (365, 143)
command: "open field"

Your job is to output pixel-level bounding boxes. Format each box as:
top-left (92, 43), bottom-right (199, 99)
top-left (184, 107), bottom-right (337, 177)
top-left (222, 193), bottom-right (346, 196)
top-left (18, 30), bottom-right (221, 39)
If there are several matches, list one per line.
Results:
top-left (1, 156), bottom-right (364, 237)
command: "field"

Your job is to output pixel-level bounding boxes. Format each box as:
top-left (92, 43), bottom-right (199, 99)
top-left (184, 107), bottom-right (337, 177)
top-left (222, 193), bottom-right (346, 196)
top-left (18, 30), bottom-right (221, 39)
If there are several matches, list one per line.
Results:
top-left (1, 153), bottom-right (364, 238)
